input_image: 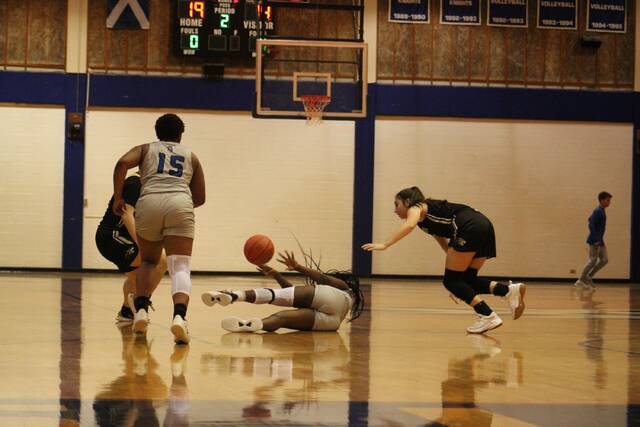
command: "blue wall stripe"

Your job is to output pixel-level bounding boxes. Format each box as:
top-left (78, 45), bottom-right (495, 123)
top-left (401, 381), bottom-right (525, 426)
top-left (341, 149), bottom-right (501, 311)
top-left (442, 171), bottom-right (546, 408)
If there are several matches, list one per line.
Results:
top-left (376, 84), bottom-right (635, 122)
top-left (631, 93), bottom-right (640, 282)
top-left (352, 84), bottom-right (376, 276)
top-left (3, 71), bottom-right (634, 122)
top-left (62, 73), bottom-right (87, 269)
top-left (0, 71), bottom-right (67, 104)
top-left (88, 74), bottom-right (255, 110)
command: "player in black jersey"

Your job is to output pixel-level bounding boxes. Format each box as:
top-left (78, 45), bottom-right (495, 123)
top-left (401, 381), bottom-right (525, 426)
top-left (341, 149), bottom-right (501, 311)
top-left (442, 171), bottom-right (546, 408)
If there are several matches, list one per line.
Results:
top-left (362, 186), bottom-right (526, 334)
top-left (95, 174), bottom-right (166, 322)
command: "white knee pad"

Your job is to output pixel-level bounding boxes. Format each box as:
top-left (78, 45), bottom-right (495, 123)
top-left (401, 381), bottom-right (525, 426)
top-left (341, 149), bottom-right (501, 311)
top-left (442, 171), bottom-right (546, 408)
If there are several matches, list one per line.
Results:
top-left (271, 287), bottom-right (295, 307)
top-left (167, 255), bottom-right (191, 296)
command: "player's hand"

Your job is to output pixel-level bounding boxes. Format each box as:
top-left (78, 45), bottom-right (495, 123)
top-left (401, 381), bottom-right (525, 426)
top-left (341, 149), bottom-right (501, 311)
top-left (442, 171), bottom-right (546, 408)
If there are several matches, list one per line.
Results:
top-left (277, 250), bottom-right (299, 271)
top-left (361, 242), bottom-right (387, 251)
top-left (257, 265), bottom-right (276, 277)
top-left (112, 198), bottom-right (126, 216)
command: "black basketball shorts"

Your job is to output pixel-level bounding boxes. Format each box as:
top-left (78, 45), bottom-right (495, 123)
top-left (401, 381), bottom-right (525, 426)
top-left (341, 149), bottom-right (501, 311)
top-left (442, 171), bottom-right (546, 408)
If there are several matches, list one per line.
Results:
top-left (449, 209), bottom-right (497, 259)
top-left (95, 228), bottom-right (139, 273)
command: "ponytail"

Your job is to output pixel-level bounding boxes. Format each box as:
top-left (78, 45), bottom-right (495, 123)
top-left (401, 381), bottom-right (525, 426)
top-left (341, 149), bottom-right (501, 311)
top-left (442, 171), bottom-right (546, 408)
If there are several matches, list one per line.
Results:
top-left (395, 186), bottom-right (426, 207)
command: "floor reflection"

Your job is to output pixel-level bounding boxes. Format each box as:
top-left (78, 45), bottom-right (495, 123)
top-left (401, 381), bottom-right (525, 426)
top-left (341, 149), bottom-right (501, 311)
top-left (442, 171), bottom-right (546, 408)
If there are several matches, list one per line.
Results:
top-left (574, 287), bottom-right (608, 390)
top-left (426, 335), bottom-right (524, 427)
top-left (201, 331), bottom-right (351, 422)
top-left (93, 325), bottom-right (170, 426)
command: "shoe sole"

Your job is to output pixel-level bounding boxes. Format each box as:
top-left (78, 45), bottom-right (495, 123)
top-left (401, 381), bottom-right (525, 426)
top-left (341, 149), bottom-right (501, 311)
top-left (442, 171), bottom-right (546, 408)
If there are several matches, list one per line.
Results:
top-left (221, 316), bottom-right (261, 333)
top-left (171, 324), bottom-right (190, 344)
top-left (513, 283), bottom-right (527, 320)
top-left (201, 292), bottom-right (232, 307)
top-left (221, 316), bottom-right (244, 332)
top-left (467, 320), bottom-right (503, 335)
top-left (133, 318), bottom-right (148, 334)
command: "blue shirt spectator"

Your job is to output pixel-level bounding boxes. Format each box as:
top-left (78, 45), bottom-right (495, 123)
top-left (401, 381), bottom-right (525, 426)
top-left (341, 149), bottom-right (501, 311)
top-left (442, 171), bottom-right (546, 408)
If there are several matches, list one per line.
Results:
top-left (586, 206), bottom-right (606, 245)
top-left (576, 191), bottom-right (612, 289)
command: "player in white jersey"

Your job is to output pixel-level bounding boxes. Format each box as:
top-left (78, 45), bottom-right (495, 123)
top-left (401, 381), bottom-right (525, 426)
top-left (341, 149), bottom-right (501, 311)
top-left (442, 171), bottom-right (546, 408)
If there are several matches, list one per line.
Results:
top-left (112, 114), bottom-right (206, 344)
top-left (201, 250), bottom-right (365, 333)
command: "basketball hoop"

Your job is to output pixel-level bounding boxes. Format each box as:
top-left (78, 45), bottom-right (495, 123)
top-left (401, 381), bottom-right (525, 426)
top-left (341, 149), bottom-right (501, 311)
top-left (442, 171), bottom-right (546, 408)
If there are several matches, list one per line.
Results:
top-left (300, 95), bottom-right (331, 124)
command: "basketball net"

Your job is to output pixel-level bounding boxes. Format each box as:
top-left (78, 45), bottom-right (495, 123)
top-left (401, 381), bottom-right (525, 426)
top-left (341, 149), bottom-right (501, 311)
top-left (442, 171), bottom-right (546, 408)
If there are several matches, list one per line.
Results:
top-left (300, 95), bottom-right (331, 124)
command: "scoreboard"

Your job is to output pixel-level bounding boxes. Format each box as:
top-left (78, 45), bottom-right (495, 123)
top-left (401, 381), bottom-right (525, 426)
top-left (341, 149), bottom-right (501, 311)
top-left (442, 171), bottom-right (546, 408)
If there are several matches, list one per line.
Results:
top-left (176, 0), bottom-right (275, 57)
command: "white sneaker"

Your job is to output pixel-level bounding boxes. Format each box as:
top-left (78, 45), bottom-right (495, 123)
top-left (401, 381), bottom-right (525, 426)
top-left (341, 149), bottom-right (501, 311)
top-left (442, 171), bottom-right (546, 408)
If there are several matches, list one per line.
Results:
top-left (171, 315), bottom-right (190, 344)
top-left (221, 316), bottom-right (263, 333)
top-left (466, 312), bottom-right (503, 334)
top-left (574, 279), bottom-right (587, 288)
top-left (505, 281), bottom-right (527, 320)
top-left (201, 291), bottom-right (235, 307)
top-left (132, 309), bottom-right (149, 334)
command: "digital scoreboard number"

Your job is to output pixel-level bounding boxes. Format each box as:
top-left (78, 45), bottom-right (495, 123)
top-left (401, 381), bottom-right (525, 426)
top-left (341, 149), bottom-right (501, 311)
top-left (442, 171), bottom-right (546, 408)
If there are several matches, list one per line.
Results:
top-left (176, 0), bottom-right (275, 57)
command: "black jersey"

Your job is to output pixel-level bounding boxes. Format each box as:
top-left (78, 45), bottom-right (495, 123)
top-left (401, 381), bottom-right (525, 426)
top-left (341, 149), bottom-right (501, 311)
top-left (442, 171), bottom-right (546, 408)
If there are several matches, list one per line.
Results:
top-left (417, 199), bottom-right (474, 238)
top-left (98, 175), bottom-right (141, 236)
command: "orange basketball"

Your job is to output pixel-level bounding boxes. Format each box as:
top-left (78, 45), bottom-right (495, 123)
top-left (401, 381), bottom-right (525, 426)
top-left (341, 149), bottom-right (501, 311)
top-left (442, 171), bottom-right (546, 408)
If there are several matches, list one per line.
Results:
top-left (244, 234), bottom-right (275, 265)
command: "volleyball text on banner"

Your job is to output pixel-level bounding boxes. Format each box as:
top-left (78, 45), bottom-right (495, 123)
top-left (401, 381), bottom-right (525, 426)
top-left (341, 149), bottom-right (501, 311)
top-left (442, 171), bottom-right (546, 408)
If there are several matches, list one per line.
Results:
top-left (106, 0), bottom-right (150, 29)
top-left (537, 0), bottom-right (577, 30)
top-left (487, 0), bottom-right (528, 27)
top-left (440, 0), bottom-right (480, 25)
top-left (587, 0), bottom-right (626, 33)
top-left (388, 0), bottom-right (429, 23)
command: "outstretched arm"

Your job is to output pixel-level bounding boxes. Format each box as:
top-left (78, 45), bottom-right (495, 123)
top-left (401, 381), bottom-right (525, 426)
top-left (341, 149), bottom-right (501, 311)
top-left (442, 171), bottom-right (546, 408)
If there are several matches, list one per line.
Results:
top-left (277, 251), bottom-right (349, 291)
top-left (361, 206), bottom-right (422, 251)
top-left (257, 265), bottom-right (294, 288)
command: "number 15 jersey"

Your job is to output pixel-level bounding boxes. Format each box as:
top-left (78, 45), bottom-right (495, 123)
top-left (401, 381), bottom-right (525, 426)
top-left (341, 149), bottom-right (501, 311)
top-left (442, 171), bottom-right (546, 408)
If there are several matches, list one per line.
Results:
top-left (140, 141), bottom-right (193, 197)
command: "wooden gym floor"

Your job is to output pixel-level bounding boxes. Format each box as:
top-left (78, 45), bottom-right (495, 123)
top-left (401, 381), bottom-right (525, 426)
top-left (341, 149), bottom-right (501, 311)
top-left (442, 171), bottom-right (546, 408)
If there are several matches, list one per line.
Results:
top-left (0, 272), bottom-right (638, 426)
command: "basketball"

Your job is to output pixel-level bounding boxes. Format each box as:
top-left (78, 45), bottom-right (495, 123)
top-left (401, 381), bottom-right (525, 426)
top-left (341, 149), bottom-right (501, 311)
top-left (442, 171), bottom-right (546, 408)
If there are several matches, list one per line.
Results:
top-left (243, 234), bottom-right (275, 265)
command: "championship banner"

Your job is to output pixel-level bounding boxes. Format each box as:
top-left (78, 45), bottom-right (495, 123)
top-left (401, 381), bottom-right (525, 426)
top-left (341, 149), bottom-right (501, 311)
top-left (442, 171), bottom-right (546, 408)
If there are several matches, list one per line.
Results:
top-left (537, 1), bottom-right (577, 30)
top-left (389, 0), bottom-right (430, 23)
top-left (487, 0), bottom-right (528, 27)
top-left (587, 0), bottom-right (626, 33)
top-left (440, 0), bottom-right (481, 25)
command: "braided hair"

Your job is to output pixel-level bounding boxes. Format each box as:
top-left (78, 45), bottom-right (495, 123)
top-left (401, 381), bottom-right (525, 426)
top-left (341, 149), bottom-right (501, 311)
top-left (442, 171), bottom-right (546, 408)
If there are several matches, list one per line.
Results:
top-left (325, 270), bottom-right (365, 322)
top-left (294, 239), bottom-right (365, 322)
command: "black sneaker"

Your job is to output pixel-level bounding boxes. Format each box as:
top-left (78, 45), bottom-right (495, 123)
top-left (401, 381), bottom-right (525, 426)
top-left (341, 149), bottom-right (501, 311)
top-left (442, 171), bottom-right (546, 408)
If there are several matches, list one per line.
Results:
top-left (115, 306), bottom-right (134, 323)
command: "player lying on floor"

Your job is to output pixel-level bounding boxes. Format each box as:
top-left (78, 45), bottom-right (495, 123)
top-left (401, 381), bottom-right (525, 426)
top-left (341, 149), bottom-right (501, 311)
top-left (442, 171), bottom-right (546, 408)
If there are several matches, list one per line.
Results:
top-left (201, 250), bottom-right (365, 332)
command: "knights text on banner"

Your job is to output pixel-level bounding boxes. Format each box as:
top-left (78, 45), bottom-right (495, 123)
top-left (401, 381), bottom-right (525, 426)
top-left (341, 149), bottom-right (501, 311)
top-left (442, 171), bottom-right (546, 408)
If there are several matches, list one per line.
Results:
top-left (440, 0), bottom-right (481, 25)
top-left (389, 0), bottom-right (430, 23)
